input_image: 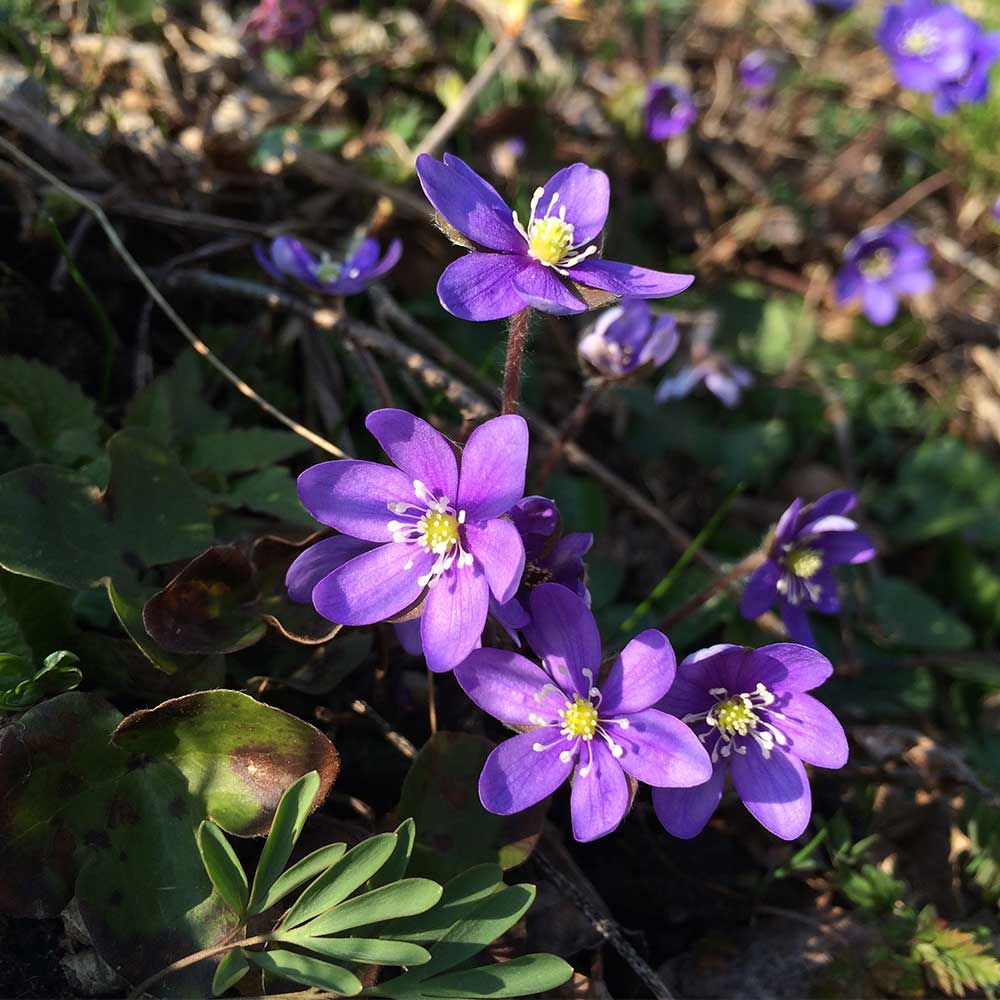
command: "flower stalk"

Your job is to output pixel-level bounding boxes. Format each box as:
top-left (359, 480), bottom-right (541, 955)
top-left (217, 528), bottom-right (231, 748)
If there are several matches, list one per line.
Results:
top-left (502, 308), bottom-right (532, 415)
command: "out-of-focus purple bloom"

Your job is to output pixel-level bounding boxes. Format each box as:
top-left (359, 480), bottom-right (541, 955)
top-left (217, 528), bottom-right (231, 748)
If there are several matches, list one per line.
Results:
top-left (287, 409), bottom-right (528, 673)
top-left (993, 197), bottom-right (1000, 222)
top-left (739, 50), bottom-right (782, 91)
top-left (455, 585), bottom-right (712, 842)
top-left (931, 25), bottom-right (1000, 113)
top-left (490, 137), bottom-right (527, 180)
top-left (654, 642), bottom-right (848, 841)
top-left (490, 497), bottom-right (592, 640)
top-left (655, 320), bottom-right (752, 408)
top-left (244, 0), bottom-right (322, 51)
top-left (876, 1), bottom-right (977, 94)
top-left (577, 299), bottom-right (679, 379)
top-left (644, 82), bottom-right (697, 140)
top-left (414, 154), bottom-right (694, 321)
top-left (834, 222), bottom-right (933, 326)
top-left (740, 490), bottom-right (875, 648)
top-left (255, 236), bottom-right (402, 296)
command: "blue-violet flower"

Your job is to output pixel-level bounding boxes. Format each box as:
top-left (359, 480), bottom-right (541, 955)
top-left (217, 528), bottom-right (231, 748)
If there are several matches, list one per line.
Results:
top-left (644, 82), bottom-right (697, 140)
top-left (578, 299), bottom-right (679, 379)
top-left (256, 235), bottom-right (402, 296)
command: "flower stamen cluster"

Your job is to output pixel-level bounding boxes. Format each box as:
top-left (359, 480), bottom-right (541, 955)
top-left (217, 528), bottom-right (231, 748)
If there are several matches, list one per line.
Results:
top-left (512, 188), bottom-right (598, 273)
top-left (683, 683), bottom-right (787, 762)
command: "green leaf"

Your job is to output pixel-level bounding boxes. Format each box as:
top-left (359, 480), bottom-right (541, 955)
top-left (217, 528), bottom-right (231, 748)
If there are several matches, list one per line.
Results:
top-left (197, 821), bottom-right (249, 917)
top-left (546, 474), bottom-right (607, 537)
top-left (225, 467), bottom-right (313, 525)
top-left (280, 833), bottom-right (398, 930)
top-left (0, 571), bottom-right (75, 662)
top-left (289, 878), bottom-right (442, 937)
top-left (246, 949), bottom-right (363, 996)
top-left (0, 649), bottom-right (82, 711)
top-left (839, 864), bottom-right (905, 913)
top-left (869, 578), bottom-right (974, 651)
top-left (291, 936), bottom-right (431, 967)
top-left (189, 429), bottom-right (311, 475)
top-left (754, 297), bottom-right (813, 375)
top-left (113, 690), bottom-right (339, 836)
top-left (913, 906), bottom-right (1000, 996)
top-left (212, 948), bottom-right (250, 996)
top-left (718, 420), bottom-right (790, 489)
top-left (395, 954), bottom-right (573, 999)
top-left (252, 842), bottom-right (347, 916)
top-left (368, 817), bottom-right (417, 891)
top-left (248, 770), bottom-right (321, 916)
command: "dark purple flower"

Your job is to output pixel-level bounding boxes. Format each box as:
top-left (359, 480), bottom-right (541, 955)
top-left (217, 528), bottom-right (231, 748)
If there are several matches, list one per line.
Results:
top-left (490, 497), bottom-right (593, 639)
top-left (644, 82), bottom-right (697, 140)
top-left (287, 409), bottom-right (528, 672)
top-left (654, 642), bottom-right (848, 841)
top-left (834, 222), bottom-right (934, 326)
top-left (577, 299), bottom-right (679, 379)
top-left (244, 0), bottom-right (322, 50)
top-left (455, 585), bottom-right (712, 842)
top-left (255, 236), bottom-right (402, 296)
top-left (740, 490), bottom-right (875, 648)
top-left (993, 196), bottom-right (1000, 222)
top-left (655, 321), bottom-right (752, 408)
top-left (931, 25), bottom-right (1000, 113)
top-left (876, 1), bottom-right (978, 94)
top-left (739, 50), bottom-right (782, 91)
top-left (414, 154), bottom-right (694, 321)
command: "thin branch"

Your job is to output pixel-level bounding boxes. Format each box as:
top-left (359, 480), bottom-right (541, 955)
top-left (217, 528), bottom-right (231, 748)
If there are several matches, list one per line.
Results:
top-left (657, 551), bottom-right (765, 631)
top-left (349, 698), bottom-right (417, 759)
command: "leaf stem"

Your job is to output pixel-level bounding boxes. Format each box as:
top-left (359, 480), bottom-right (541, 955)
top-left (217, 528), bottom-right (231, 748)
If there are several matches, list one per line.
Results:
top-left (501, 308), bottom-right (532, 415)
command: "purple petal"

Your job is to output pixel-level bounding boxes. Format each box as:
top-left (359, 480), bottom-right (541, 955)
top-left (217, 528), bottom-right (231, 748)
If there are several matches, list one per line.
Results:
top-left (862, 284), bottom-right (899, 326)
top-left (810, 568), bottom-right (841, 614)
top-left (394, 618), bottom-right (423, 655)
top-left (812, 530), bottom-right (875, 565)
top-left (740, 560), bottom-right (781, 619)
top-left (776, 693), bottom-right (848, 769)
top-left (804, 514), bottom-right (858, 534)
top-left (657, 646), bottom-right (744, 719)
top-left (415, 153), bottom-right (523, 252)
top-left (455, 648), bottom-right (567, 725)
top-left (642, 315), bottom-right (680, 368)
top-left (465, 518), bottom-right (525, 604)
top-left (537, 163), bottom-right (610, 247)
top-left (255, 242), bottom-right (285, 282)
top-left (600, 630), bottom-right (676, 715)
top-left (892, 268), bottom-right (934, 296)
top-left (365, 409), bottom-right (458, 500)
top-left (704, 372), bottom-right (742, 408)
top-left (437, 253), bottom-right (530, 322)
top-left (420, 565), bottom-right (490, 672)
top-left (569, 259), bottom-right (695, 299)
top-left (652, 763), bottom-right (726, 839)
top-left (570, 739), bottom-right (629, 842)
top-left (512, 264), bottom-right (587, 316)
top-left (655, 365), bottom-right (705, 403)
top-left (779, 600), bottom-right (816, 648)
top-left (456, 415), bottom-right (528, 521)
top-left (271, 237), bottom-right (316, 283)
top-left (297, 460), bottom-right (414, 542)
top-left (747, 643), bottom-right (834, 693)
top-left (774, 497), bottom-right (803, 546)
top-left (524, 584), bottom-right (601, 697)
top-left (612, 709), bottom-right (713, 788)
top-left (312, 543), bottom-right (433, 625)
top-left (286, 536), bottom-right (375, 603)
top-left (799, 490), bottom-right (856, 525)
top-left (834, 266), bottom-right (863, 305)
top-left (731, 743), bottom-right (811, 841)
top-left (479, 730), bottom-right (575, 815)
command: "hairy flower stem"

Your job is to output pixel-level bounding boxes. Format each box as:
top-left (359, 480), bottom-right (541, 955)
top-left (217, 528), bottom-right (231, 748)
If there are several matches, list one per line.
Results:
top-left (658, 551), bottom-right (766, 631)
top-left (502, 308), bottom-right (532, 415)
top-left (533, 382), bottom-right (601, 490)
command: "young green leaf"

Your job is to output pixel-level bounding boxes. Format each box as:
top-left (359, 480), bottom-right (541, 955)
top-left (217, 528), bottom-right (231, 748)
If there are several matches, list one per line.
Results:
top-left (246, 948), bottom-right (363, 995)
top-left (247, 770), bottom-right (320, 916)
top-left (196, 821), bottom-right (249, 917)
top-left (396, 953), bottom-right (574, 999)
top-left (368, 818), bottom-right (417, 890)
top-left (289, 936), bottom-right (431, 966)
top-left (252, 841), bottom-right (347, 916)
top-left (211, 948), bottom-right (250, 997)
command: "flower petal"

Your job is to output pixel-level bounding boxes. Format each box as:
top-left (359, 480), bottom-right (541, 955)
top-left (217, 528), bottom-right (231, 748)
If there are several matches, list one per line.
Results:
top-left (455, 648), bottom-right (567, 725)
top-left (813, 530), bottom-right (875, 565)
top-left (297, 460), bottom-right (415, 542)
top-left (862, 284), bottom-right (898, 326)
top-left (657, 646), bottom-right (744, 719)
top-left (600, 629), bottom-right (676, 715)
top-left (464, 518), bottom-right (525, 604)
top-left (641, 315), bottom-right (680, 368)
top-left (512, 264), bottom-right (587, 316)
top-left (437, 253), bottom-right (530, 322)
top-left (312, 543), bottom-right (433, 625)
top-left (704, 371), bottom-right (743, 407)
top-left (479, 730), bottom-right (575, 815)
top-left (569, 259), bottom-right (695, 299)
top-left (524, 584), bottom-right (601, 696)
top-left (774, 497), bottom-right (803, 546)
top-left (420, 565), bottom-right (490, 672)
top-left (394, 618), bottom-right (423, 655)
top-left (415, 153), bottom-right (523, 252)
top-left (652, 763), bottom-right (726, 839)
top-left (570, 739), bottom-right (629, 842)
top-left (365, 409), bottom-right (459, 500)
top-left (538, 163), bottom-right (610, 246)
top-left (775, 693), bottom-right (848, 769)
top-left (286, 536), bottom-right (375, 603)
top-left (740, 560), bottom-right (781, 619)
top-left (456, 415), bottom-right (528, 521)
top-left (779, 599), bottom-right (816, 648)
top-left (613, 709), bottom-right (712, 788)
top-left (731, 743), bottom-right (811, 841)
top-left (800, 489), bottom-right (857, 525)
top-left (748, 643), bottom-right (834, 693)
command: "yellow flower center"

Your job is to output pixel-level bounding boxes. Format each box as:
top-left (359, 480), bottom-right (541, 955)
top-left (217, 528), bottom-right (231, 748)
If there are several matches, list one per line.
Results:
top-left (786, 547), bottom-right (823, 580)
top-left (559, 695), bottom-right (599, 740)
top-left (859, 247), bottom-right (895, 279)
top-left (902, 26), bottom-right (935, 55)
top-left (709, 695), bottom-right (758, 738)
top-left (529, 215), bottom-right (575, 266)
top-left (315, 256), bottom-right (342, 283)
top-left (418, 511), bottom-right (459, 555)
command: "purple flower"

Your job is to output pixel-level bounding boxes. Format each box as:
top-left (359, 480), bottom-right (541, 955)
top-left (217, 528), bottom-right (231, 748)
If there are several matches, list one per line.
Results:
top-left (287, 409), bottom-right (528, 673)
top-left (993, 197), bottom-right (1000, 222)
top-left (414, 154), bottom-right (694, 321)
top-left (455, 585), bottom-right (712, 842)
top-left (931, 25), bottom-right (1000, 114)
top-left (655, 322), bottom-right (752, 408)
top-left (244, 0), bottom-right (322, 50)
top-left (739, 50), bottom-right (782, 91)
top-left (876, 1), bottom-right (977, 94)
top-left (834, 222), bottom-right (934, 326)
top-left (740, 490), bottom-right (875, 648)
top-left (644, 82), bottom-right (697, 140)
top-left (577, 299), bottom-right (679, 379)
top-left (255, 236), bottom-right (402, 296)
top-left (654, 642), bottom-right (848, 841)
top-left (490, 497), bottom-right (593, 639)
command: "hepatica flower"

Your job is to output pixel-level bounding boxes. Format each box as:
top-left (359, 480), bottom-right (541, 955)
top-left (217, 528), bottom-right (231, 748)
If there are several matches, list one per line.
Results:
top-left (931, 25), bottom-right (1000, 114)
top-left (741, 489), bottom-right (875, 648)
top-left (739, 50), bottom-right (782, 92)
top-left (414, 154), bottom-right (694, 321)
top-left (834, 223), bottom-right (934, 326)
top-left (654, 643), bottom-right (848, 841)
top-left (655, 322), bottom-right (752, 408)
top-left (288, 409), bottom-right (528, 672)
top-left (244, 0), bottom-right (322, 51)
top-left (255, 235), bottom-right (402, 296)
top-left (578, 299), bottom-right (679, 380)
top-left (455, 585), bottom-right (712, 842)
